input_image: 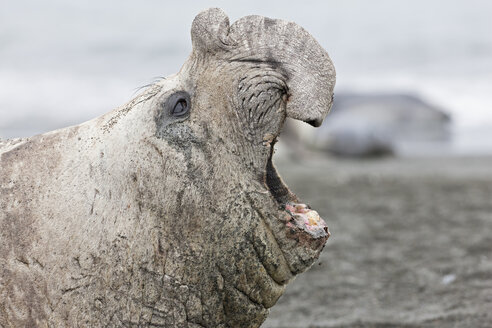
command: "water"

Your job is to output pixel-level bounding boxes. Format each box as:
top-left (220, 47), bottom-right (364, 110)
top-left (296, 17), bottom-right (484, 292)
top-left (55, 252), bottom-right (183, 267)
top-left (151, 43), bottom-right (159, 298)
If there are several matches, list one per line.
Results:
top-left (1, 0), bottom-right (491, 153)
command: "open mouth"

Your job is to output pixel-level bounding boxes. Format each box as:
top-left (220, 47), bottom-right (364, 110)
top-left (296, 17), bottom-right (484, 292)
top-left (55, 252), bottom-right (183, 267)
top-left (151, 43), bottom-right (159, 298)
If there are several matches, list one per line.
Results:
top-left (265, 139), bottom-right (330, 246)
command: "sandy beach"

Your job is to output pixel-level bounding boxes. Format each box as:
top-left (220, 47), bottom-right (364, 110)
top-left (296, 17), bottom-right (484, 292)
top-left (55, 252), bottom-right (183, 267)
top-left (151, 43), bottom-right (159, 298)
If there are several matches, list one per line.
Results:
top-left (264, 155), bottom-right (492, 327)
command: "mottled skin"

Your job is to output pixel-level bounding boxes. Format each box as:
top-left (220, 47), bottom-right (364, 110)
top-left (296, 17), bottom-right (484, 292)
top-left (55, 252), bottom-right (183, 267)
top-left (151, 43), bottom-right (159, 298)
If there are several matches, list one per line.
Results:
top-left (0, 8), bottom-right (335, 328)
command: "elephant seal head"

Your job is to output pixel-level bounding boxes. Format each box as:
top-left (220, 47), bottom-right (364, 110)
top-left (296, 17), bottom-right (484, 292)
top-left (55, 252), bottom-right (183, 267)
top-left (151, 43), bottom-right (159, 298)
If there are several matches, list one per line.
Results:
top-left (137, 8), bottom-right (335, 326)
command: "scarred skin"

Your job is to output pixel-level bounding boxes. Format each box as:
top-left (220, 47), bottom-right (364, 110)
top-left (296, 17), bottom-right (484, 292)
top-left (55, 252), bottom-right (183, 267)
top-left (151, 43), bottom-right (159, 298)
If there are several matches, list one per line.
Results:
top-left (0, 8), bottom-right (335, 328)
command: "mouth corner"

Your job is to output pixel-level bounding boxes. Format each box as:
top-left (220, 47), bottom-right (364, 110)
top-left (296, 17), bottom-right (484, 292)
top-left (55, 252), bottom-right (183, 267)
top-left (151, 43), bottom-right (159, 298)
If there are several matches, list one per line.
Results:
top-left (265, 140), bottom-right (296, 206)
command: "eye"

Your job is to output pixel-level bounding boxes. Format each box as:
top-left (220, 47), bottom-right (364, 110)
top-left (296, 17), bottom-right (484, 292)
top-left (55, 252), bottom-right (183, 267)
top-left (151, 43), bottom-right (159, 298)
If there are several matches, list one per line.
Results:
top-left (165, 91), bottom-right (191, 119)
top-left (172, 99), bottom-right (188, 117)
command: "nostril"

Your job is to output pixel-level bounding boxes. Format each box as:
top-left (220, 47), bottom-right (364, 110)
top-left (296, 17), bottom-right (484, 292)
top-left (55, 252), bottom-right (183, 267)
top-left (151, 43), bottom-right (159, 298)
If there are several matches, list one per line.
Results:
top-left (306, 119), bottom-right (322, 127)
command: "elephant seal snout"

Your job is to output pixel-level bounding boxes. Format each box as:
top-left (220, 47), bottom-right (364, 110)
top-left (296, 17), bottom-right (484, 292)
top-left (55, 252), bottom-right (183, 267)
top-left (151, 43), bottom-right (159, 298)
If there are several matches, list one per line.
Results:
top-left (0, 8), bottom-right (335, 328)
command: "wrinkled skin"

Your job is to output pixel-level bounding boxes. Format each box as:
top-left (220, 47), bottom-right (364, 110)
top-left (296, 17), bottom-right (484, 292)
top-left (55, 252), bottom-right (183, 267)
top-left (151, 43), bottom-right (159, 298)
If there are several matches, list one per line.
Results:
top-left (0, 8), bottom-right (335, 328)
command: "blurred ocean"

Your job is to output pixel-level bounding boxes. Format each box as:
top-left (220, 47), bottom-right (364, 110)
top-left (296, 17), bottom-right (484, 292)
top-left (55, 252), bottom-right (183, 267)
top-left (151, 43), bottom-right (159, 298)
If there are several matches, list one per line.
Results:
top-left (1, 0), bottom-right (491, 154)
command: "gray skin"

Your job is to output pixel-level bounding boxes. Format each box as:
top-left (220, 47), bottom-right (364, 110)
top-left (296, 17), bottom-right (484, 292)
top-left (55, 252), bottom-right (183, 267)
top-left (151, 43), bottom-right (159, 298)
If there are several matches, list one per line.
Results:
top-left (0, 8), bottom-right (335, 328)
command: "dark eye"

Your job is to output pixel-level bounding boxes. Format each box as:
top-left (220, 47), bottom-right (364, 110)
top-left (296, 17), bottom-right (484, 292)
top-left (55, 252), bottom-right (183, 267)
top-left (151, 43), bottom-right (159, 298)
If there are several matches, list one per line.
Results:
top-left (164, 91), bottom-right (191, 118)
top-left (172, 99), bottom-right (188, 117)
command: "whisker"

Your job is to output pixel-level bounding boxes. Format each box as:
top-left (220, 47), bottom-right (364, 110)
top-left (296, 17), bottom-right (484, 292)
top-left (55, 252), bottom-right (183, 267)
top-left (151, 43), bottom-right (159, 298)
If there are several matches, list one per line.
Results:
top-left (132, 76), bottom-right (167, 95)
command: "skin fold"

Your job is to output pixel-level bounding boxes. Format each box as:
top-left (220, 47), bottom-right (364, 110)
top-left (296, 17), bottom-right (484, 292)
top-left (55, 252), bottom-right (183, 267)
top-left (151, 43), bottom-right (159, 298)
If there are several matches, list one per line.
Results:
top-left (0, 8), bottom-right (335, 328)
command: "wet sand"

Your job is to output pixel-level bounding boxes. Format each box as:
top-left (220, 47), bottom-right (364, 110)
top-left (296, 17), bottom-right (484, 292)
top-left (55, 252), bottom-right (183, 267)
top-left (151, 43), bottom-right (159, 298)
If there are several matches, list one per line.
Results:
top-left (264, 155), bottom-right (492, 328)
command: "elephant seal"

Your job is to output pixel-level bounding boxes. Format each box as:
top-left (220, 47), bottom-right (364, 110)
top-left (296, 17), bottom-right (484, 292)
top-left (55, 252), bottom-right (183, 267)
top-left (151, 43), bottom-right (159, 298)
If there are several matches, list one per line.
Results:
top-left (0, 8), bottom-right (335, 328)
